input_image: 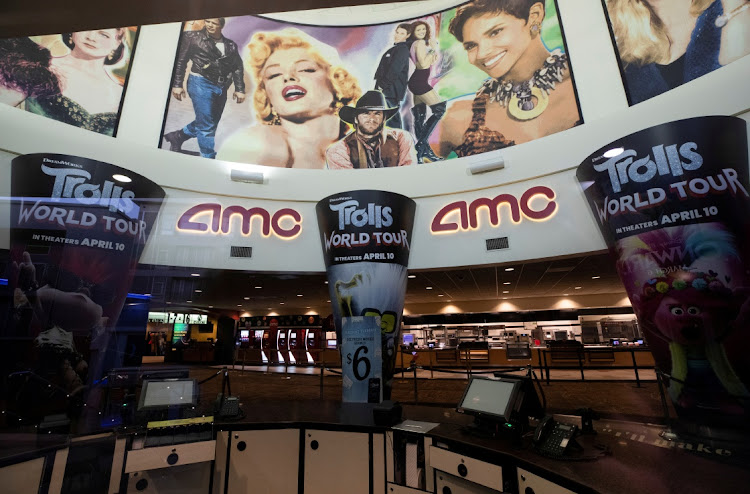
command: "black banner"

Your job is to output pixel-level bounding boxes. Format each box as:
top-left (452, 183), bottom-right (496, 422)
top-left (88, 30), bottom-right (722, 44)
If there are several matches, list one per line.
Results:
top-left (316, 190), bottom-right (416, 401)
top-left (577, 117), bottom-right (750, 430)
top-left (5, 153), bottom-right (165, 429)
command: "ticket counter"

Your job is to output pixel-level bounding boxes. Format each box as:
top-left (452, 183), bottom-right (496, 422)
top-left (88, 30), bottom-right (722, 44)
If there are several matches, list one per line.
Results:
top-left (4, 401), bottom-right (746, 494)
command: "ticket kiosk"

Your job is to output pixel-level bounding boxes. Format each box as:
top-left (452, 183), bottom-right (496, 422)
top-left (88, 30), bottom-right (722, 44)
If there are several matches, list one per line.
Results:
top-left (290, 330), bottom-right (310, 365)
top-left (277, 330), bottom-right (290, 364)
top-left (262, 330), bottom-right (278, 364)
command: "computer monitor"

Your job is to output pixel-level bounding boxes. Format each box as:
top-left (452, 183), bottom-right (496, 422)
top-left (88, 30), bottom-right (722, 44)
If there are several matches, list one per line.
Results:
top-left (457, 377), bottom-right (521, 424)
top-left (137, 378), bottom-right (198, 411)
top-left (240, 330), bottom-right (250, 342)
top-left (403, 334), bottom-right (414, 345)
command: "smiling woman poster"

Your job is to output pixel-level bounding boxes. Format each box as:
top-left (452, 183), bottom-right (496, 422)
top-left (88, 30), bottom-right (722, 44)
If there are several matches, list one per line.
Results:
top-left (159, 1), bottom-right (582, 169)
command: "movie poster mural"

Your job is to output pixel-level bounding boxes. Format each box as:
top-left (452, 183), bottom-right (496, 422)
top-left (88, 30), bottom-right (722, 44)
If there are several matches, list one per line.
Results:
top-left (0, 28), bottom-right (139, 136)
top-left (160, 0), bottom-right (581, 168)
top-left (316, 190), bottom-right (416, 401)
top-left (3, 153), bottom-right (164, 430)
top-left (577, 116), bottom-right (750, 430)
top-left (602, 0), bottom-right (750, 105)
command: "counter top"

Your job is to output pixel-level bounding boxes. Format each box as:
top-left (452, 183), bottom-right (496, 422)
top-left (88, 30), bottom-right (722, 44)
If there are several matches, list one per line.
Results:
top-left (214, 400), bottom-right (750, 494)
top-left (2, 400), bottom-right (748, 494)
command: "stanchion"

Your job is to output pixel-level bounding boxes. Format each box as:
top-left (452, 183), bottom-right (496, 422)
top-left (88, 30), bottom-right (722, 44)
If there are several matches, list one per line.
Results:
top-left (630, 349), bottom-right (641, 387)
top-left (319, 363), bottom-right (324, 400)
top-left (655, 368), bottom-right (678, 440)
top-left (413, 365), bottom-right (418, 404)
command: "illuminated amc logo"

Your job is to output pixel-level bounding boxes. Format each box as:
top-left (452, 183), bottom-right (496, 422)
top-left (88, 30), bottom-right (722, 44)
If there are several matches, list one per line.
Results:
top-left (431, 186), bottom-right (557, 233)
top-left (177, 203), bottom-right (302, 239)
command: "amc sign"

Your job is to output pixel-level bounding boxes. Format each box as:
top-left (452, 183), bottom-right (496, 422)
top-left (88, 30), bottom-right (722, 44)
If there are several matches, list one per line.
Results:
top-left (431, 186), bottom-right (557, 233)
top-left (177, 203), bottom-right (302, 239)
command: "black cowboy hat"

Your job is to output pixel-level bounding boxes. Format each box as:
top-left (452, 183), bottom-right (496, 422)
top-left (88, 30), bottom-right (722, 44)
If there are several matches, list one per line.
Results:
top-left (339, 90), bottom-right (399, 125)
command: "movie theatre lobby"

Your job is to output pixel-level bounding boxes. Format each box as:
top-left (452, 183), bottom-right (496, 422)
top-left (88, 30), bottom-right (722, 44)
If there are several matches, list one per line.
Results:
top-left (1, 0), bottom-right (750, 493)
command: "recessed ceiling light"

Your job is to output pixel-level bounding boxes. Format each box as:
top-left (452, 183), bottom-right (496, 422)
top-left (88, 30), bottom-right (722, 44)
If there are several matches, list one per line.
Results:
top-left (326, 300), bottom-right (331, 303)
top-left (324, 281), bottom-right (329, 284)
top-left (438, 294), bottom-right (444, 297)
top-left (563, 293), bottom-right (569, 296)
top-left (267, 307), bottom-right (272, 310)
top-left (255, 286), bottom-right (262, 289)
top-left (166, 301), bottom-right (171, 304)
top-left (502, 290), bottom-right (509, 294)
top-left (603, 147), bottom-right (624, 158)
top-left (592, 276), bottom-right (600, 279)
top-left (280, 302), bottom-right (285, 305)
top-left (195, 289), bottom-right (202, 293)
top-left (505, 268), bottom-right (514, 272)
top-left (408, 275), bottom-right (416, 279)
top-left (306, 306), bottom-right (311, 309)
top-left (244, 297), bottom-right (250, 300)
top-left (191, 273), bottom-right (200, 277)
top-left (209, 306), bottom-right (213, 308)
top-left (186, 300), bottom-right (192, 303)
top-left (503, 282), bottom-right (511, 285)
top-left (575, 286), bottom-right (582, 289)
top-left (112, 173), bottom-right (132, 183)
top-left (237, 304), bottom-right (242, 307)
top-left (426, 286), bottom-right (433, 290)
top-left (503, 297), bottom-right (508, 300)
top-left (297, 294), bottom-right (303, 297)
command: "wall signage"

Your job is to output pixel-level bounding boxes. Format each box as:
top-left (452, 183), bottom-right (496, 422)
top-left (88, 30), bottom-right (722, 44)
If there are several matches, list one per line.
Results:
top-left (148, 312), bottom-right (207, 324)
top-left (176, 203), bottom-right (302, 239)
top-left (430, 186), bottom-right (557, 233)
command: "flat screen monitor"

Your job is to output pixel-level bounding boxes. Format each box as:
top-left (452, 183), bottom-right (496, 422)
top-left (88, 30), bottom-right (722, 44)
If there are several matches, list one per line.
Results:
top-left (137, 378), bottom-right (198, 411)
top-left (327, 339), bottom-right (337, 348)
top-left (403, 334), bottom-right (414, 345)
top-left (457, 377), bottom-right (521, 422)
top-left (172, 323), bottom-right (189, 345)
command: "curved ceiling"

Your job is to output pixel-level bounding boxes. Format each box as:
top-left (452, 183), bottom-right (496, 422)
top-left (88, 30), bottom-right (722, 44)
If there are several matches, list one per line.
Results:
top-left (1, 0), bottom-right (417, 37)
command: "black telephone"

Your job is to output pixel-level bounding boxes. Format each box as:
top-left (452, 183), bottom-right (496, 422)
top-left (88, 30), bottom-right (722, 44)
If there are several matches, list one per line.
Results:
top-left (533, 415), bottom-right (579, 458)
top-left (214, 393), bottom-right (241, 418)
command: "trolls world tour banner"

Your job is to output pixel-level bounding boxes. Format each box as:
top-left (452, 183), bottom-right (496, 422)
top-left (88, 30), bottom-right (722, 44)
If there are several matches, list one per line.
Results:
top-left (316, 190), bottom-right (416, 402)
top-left (7, 153), bottom-right (165, 426)
top-left (577, 116), bottom-right (750, 428)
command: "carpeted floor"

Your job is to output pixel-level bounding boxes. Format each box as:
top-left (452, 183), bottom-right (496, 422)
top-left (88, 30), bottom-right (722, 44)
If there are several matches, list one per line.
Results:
top-left (186, 366), bottom-right (675, 424)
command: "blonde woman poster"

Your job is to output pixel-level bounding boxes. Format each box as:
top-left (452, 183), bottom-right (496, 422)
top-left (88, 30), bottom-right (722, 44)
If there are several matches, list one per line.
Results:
top-left (604, 0), bottom-right (750, 104)
top-left (0, 28), bottom-right (139, 136)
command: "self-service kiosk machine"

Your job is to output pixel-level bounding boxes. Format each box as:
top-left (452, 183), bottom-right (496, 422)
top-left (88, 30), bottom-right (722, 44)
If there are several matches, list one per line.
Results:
top-left (306, 329), bottom-right (321, 363)
top-left (277, 330), bottom-right (290, 364)
top-left (261, 330), bottom-right (276, 364)
top-left (288, 331), bottom-right (300, 364)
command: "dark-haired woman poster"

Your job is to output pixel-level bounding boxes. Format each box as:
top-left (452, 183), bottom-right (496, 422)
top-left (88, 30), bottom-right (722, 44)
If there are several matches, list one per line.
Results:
top-left (0, 38), bottom-right (60, 107)
top-left (23, 29), bottom-right (129, 136)
top-left (408, 19), bottom-right (447, 164)
top-left (439, 0), bottom-right (580, 158)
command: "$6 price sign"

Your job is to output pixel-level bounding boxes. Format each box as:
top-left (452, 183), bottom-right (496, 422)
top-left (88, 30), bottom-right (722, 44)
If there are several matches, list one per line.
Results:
top-left (346, 346), bottom-right (371, 381)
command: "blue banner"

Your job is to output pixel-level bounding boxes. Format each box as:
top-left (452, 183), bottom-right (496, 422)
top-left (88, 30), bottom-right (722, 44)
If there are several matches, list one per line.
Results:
top-left (341, 316), bottom-right (383, 403)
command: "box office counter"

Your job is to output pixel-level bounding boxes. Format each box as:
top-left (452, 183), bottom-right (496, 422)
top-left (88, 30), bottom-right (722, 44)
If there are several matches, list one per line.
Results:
top-left (393, 346), bottom-right (656, 370)
top-left (3, 400), bottom-right (748, 494)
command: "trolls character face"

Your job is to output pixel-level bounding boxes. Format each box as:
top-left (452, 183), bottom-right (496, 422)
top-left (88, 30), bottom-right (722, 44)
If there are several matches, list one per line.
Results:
top-left (652, 289), bottom-right (732, 344)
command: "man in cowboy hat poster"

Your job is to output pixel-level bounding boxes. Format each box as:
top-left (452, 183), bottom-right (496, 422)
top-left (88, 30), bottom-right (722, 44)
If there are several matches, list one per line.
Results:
top-left (326, 90), bottom-right (417, 169)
